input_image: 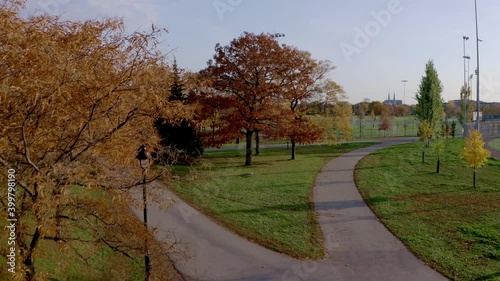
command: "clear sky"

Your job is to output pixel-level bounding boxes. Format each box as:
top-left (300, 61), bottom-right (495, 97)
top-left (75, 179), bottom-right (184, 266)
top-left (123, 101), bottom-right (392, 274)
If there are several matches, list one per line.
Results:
top-left (23, 0), bottom-right (500, 104)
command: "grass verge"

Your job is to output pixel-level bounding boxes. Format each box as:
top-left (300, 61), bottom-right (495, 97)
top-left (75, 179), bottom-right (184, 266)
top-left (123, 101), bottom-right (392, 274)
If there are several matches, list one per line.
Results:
top-left (170, 142), bottom-right (375, 259)
top-left (355, 139), bottom-right (500, 281)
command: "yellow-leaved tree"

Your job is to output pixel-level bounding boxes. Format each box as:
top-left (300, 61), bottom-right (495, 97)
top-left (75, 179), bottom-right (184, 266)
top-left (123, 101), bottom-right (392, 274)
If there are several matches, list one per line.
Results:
top-left (460, 130), bottom-right (491, 188)
top-left (418, 120), bottom-right (432, 163)
top-left (326, 101), bottom-right (353, 144)
top-left (0, 1), bottom-right (189, 279)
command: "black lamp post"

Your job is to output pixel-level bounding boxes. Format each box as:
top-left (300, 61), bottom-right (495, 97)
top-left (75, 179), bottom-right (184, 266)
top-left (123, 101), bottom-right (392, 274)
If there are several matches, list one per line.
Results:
top-left (136, 144), bottom-right (151, 281)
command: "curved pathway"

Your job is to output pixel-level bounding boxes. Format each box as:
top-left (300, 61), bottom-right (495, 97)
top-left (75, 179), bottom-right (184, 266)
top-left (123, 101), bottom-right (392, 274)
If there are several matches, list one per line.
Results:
top-left (133, 138), bottom-right (448, 281)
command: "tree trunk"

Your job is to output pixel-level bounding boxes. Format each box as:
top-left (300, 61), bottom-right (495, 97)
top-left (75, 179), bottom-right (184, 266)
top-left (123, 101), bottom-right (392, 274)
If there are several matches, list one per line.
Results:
top-left (255, 130), bottom-right (260, 155)
top-left (473, 168), bottom-right (476, 188)
top-left (436, 157), bottom-right (440, 173)
top-left (245, 130), bottom-right (253, 166)
top-left (291, 140), bottom-right (296, 160)
top-left (422, 149), bottom-right (425, 163)
top-left (23, 227), bottom-right (41, 280)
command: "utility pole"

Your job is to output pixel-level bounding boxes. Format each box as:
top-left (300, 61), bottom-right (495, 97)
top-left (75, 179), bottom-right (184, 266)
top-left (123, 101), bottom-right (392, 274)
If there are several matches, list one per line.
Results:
top-left (462, 36), bottom-right (469, 137)
top-left (474, 0), bottom-right (481, 131)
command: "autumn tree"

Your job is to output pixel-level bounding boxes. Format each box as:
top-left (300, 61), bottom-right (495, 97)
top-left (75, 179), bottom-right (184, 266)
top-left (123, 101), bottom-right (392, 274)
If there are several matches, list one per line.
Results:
top-left (201, 32), bottom-right (324, 165)
top-left (0, 3), bottom-right (186, 279)
top-left (268, 57), bottom-right (342, 160)
top-left (378, 112), bottom-right (392, 137)
top-left (327, 101), bottom-right (353, 143)
top-left (394, 105), bottom-right (410, 117)
top-left (416, 60), bottom-right (444, 138)
top-left (445, 101), bottom-right (458, 118)
top-left (354, 102), bottom-right (369, 137)
top-left (460, 130), bottom-right (491, 188)
top-left (372, 101), bottom-right (390, 117)
top-left (418, 120), bottom-right (432, 163)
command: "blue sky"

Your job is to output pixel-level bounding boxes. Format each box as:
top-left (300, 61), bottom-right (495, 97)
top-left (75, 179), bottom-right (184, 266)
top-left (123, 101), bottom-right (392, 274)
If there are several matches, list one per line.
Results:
top-left (23, 0), bottom-right (500, 104)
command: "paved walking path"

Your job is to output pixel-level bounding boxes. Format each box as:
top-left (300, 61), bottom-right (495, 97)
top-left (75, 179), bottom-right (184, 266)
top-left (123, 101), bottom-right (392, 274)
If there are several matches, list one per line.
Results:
top-left (133, 139), bottom-right (448, 281)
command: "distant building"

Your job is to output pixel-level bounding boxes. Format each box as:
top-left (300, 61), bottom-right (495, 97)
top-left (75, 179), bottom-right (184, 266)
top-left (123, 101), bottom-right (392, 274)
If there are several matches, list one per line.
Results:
top-left (383, 92), bottom-right (402, 106)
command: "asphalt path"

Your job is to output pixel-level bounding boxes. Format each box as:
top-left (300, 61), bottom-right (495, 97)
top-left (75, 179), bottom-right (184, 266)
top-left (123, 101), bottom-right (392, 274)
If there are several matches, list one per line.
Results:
top-left (131, 138), bottom-right (449, 281)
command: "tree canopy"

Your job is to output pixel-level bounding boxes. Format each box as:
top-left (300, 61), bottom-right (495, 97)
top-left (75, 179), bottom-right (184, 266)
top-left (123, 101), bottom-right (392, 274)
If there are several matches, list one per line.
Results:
top-left (0, 2), bottom-right (187, 279)
top-left (416, 60), bottom-right (444, 137)
top-left (199, 32), bottom-right (344, 165)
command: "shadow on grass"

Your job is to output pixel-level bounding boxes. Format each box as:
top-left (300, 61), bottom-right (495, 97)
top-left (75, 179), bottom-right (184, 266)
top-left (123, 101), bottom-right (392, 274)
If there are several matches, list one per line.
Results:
top-left (222, 203), bottom-right (312, 215)
top-left (222, 200), bottom-right (381, 215)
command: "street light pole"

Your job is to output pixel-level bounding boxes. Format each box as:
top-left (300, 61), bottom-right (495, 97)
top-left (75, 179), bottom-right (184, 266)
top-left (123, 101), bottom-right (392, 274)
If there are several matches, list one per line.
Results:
top-left (142, 168), bottom-right (150, 281)
top-left (401, 80), bottom-right (408, 136)
top-left (462, 36), bottom-right (469, 137)
top-left (401, 80), bottom-right (408, 106)
top-left (463, 55), bottom-right (470, 136)
top-left (474, 0), bottom-right (481, 131)
top-left (136, 145), bottom-right (151, 281)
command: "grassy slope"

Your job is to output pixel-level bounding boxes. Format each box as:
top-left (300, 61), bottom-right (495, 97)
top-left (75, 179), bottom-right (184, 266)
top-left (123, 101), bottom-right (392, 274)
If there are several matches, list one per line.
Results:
top-left (170, 143), bottom-right (374, 259)
top-left (355, 139), bottom-right (500, 281)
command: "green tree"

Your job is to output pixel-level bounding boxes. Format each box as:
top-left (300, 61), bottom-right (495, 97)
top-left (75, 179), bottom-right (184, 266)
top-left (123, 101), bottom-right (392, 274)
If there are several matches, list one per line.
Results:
top-left (418, 120), bottom-right (432, 163)
top-left (155, 60), bottom-right (204, 162)
top-left (169, 59), bottom-right (186, 101)
top-left (416, 60), bottom-right (444, 138)
top-left (460, 130), bottom-right (491, 188)
top-left (450, 120), bottom-right (457, 138)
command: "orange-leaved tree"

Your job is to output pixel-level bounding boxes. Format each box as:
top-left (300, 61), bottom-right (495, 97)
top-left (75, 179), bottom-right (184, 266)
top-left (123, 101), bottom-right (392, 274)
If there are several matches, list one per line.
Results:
top-left (268, 54), bottom-right (343, 160)
top-left (378, 112), bottom-right (392, 137)
top-left (460, 130), bottom-right (491, 188)
top-left (0, 2), bottom-right (187, 279)
top-left (201, 32), bottom-right (321, 165)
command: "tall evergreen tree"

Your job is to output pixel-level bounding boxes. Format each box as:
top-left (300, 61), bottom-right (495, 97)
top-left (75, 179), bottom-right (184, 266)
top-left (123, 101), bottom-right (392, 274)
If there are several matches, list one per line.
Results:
top-left (169, 59), bottom-right (186, 101)
top-left (156, 60), bottom-right (203, 162)
top-left (416, 60), bottom-right (444, 138)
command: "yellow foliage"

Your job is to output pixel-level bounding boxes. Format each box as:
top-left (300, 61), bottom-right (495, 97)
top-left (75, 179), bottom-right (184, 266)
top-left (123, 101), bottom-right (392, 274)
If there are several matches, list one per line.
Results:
top-left (325, 102), bottom-right (353, 144)
top-left (0, 3), bottom-right (187, 279)
top-left (460, 130), bottom-right (491, 168)
top-left (418, 120), bottom-right (432, 143)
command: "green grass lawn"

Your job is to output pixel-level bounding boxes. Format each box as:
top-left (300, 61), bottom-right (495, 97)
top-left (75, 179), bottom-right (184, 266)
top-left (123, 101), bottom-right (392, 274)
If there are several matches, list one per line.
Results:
top-left (170, 142), bottom-right (375, 259)
top-left (488, 139), bottom-right (500, 151)
top-left (355, 139), bottom-right (500, 281)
